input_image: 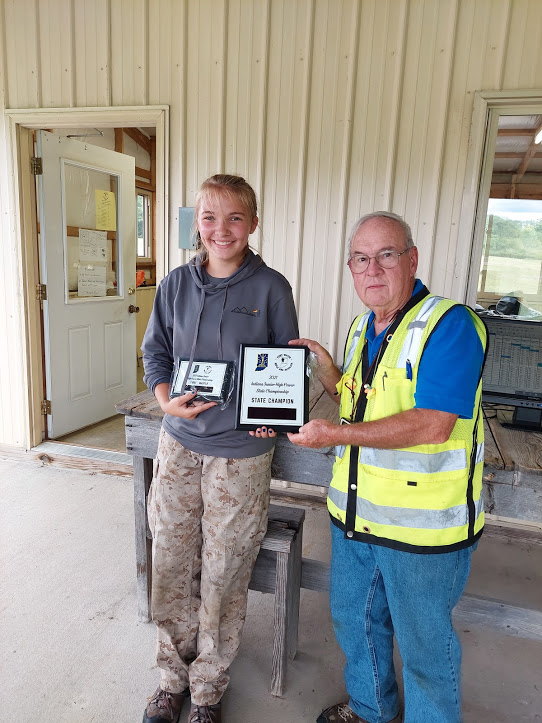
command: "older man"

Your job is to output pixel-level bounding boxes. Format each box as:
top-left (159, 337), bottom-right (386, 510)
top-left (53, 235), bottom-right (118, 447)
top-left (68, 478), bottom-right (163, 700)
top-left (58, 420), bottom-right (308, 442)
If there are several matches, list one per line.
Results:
top-left (289, 212), bottom-right (487, 723)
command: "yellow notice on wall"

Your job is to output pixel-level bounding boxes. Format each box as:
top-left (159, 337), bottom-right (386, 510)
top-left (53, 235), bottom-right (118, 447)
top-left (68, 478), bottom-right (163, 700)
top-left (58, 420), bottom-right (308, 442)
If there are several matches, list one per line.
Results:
top-left (95, 190), bottom-right (117, 231)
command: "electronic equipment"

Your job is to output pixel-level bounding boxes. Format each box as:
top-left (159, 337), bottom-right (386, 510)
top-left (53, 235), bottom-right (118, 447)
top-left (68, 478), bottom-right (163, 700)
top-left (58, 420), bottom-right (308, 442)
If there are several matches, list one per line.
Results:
top-left (481, 315), bottom-right (542, 431)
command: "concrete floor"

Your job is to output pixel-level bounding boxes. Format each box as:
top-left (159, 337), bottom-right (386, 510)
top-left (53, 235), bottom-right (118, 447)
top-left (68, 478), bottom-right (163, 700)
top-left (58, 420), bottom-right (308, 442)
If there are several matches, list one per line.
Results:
top-left (1, 458), bottom-right (541, 723)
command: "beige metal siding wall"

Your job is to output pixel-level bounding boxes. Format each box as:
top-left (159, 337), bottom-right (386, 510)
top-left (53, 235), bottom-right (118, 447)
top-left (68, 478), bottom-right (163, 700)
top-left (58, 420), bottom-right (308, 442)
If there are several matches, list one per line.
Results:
top-left (1, 0), bottom-right (542, 447)
top-left (0, 17), bottom-right (31, 448)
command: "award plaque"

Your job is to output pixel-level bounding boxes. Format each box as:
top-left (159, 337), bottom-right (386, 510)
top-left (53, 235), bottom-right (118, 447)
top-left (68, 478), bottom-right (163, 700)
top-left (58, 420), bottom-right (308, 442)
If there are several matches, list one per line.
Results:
top-left (170, 359), bottom-right (234, 403)
top-left (236, 344), bottom-right (309, 431)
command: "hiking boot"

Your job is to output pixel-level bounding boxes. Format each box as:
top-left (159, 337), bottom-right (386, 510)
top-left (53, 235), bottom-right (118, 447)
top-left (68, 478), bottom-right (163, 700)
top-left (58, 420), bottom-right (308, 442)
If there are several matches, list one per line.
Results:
top-left (188, 702), bottom-right (222, 723)
top-left (317, 702), bottom-right (402, 723)
top-left (142, 687), bottom-right (189, 723)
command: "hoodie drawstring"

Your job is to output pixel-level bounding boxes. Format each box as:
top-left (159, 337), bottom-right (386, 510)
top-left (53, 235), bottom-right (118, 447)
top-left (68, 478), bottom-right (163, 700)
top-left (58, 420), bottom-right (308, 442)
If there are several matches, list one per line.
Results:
top-left (216, 286), bottom-right (228, 360)
top-left (179, 251), bottom-right (265, 395)
top-left (180, 286), bottom-right (206, 395)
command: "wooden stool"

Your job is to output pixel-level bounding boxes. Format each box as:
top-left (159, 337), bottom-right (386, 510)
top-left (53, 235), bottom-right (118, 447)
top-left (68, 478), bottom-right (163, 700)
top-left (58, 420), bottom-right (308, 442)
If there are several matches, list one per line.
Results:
top-left (250, 503), bottom-right (305, 697)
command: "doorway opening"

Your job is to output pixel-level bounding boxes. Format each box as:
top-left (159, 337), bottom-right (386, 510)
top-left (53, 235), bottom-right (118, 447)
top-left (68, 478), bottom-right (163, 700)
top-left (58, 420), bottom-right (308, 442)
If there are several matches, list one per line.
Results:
top-left (464, 93), bottom-right (542, 432)
top-left (6, 106), bottom-right (168, 454)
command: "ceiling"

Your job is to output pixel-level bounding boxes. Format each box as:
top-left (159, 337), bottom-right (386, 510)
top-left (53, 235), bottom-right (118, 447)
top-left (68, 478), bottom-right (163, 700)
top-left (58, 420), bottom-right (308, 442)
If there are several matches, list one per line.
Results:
top-left (491, 114), bottom-right (542, 199)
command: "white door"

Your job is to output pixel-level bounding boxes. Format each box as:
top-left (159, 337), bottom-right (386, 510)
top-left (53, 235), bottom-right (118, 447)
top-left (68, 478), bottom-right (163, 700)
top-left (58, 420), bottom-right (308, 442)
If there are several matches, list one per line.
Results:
top-left (37, 130), bottom-right (137, 438)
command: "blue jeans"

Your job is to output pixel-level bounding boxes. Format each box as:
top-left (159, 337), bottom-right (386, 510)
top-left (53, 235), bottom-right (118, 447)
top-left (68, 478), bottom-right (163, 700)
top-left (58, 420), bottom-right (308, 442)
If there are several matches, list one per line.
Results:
top-left (330, 523), bottom-right (475, 723)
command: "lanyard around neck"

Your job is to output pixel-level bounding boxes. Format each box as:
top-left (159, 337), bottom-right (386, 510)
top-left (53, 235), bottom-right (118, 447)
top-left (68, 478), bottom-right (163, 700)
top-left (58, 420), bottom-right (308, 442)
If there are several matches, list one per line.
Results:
top-left (352, 285), bottom-right (430, 423)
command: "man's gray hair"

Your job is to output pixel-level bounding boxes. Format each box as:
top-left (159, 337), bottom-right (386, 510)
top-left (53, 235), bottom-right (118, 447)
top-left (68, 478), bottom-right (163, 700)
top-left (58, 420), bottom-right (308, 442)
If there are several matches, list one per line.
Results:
top-left (347, 211), bottom-right (414, 257)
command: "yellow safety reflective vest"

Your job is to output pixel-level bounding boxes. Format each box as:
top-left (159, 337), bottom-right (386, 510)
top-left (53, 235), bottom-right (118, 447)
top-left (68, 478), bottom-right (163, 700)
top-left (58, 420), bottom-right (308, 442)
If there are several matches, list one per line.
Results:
top-left (329, 294), bottom-right (487, 553)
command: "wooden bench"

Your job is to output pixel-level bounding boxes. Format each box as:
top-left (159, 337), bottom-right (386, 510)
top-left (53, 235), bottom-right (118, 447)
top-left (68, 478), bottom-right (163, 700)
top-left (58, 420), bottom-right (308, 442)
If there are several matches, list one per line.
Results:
top-left (116, 389), bottom-right (542, 697)
top-left (117, 384), bottom-right (335, 697)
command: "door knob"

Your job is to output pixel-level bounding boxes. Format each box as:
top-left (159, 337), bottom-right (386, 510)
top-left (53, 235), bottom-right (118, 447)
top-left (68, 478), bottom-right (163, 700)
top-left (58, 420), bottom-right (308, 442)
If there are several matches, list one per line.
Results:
top-left (128, 305), bottom-right (140, 314)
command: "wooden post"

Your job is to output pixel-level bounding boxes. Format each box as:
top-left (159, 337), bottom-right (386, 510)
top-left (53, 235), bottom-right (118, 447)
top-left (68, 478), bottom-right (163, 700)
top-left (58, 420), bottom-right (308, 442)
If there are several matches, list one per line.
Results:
top-left (132, 454), bottom-right (153, 622)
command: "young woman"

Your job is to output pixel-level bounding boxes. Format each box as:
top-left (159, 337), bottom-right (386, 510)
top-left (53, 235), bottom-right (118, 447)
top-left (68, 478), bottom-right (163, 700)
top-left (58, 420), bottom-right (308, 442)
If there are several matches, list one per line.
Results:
top-left (141, 174), bottom-right (298, 723)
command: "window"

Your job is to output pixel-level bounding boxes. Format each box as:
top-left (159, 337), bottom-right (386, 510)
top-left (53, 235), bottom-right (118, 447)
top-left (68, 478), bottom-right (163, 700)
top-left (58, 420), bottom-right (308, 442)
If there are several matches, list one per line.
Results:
top-left (136, 189), bottom-right (153, 260)
top-left (473, 113), bottom-right (542, 317)
top-left (478, 199), bottom-right (542, 315)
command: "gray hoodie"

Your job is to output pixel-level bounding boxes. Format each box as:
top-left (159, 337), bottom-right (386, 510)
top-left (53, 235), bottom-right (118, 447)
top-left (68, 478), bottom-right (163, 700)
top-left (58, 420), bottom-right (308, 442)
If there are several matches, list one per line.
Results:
top-left (142, 250), bottom-right (299, 458)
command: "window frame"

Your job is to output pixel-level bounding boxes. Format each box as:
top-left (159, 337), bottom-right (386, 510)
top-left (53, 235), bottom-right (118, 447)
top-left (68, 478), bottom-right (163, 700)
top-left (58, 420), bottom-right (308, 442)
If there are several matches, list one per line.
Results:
top-left (136, 186), bottom-right (154, 263)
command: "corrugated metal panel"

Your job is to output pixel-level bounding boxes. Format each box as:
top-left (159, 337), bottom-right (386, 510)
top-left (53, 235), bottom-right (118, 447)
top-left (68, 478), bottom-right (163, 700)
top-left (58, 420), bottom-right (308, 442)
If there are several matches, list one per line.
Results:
top-left (73, 0), bottom-right (111, 106)
top-left (432, 0), bottom-right (513, 299)
top-left (37, 0), bottom-right (75, 107)
top-left (3, 0), bottom-right (41, 107)
top-left (0, 18), bottom-right (11, 447)
top-left (2, 0), bottom-right (542, 446)
top-left (148, 0), bottom-right (186, 270)
top-left (503, 0), bottom-right (542, 88)
top-left (0, 25), bottom-right (29, 447)
top-left (299, 0), bottom-right (359, 353)
top-left (223, 0), bottom-right (270, 254)
top-left (335, 0), bottom-right (408, 355)
top-left (185, 0), bottom-right (228, 194)
top-left (110, 0), bottom-right (148, 105)
top-left (261, 0), bottom-right (313, 305)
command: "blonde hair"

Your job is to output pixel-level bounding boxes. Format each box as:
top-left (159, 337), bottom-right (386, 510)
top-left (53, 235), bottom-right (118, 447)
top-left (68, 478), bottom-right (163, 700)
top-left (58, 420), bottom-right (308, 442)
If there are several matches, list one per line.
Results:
top-left (193, 174), bottom-right (258, 261)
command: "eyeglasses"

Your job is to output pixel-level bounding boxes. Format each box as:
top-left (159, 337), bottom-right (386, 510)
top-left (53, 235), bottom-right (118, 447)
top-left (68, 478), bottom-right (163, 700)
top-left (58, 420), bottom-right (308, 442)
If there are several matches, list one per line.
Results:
top-left (347, 248), bottom-right (411, 274)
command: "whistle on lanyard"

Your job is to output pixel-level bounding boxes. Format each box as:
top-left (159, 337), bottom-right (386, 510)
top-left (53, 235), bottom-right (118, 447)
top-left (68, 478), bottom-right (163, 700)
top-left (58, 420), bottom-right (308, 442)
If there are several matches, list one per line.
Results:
top-left (363, 383), bottom-right (376, 398)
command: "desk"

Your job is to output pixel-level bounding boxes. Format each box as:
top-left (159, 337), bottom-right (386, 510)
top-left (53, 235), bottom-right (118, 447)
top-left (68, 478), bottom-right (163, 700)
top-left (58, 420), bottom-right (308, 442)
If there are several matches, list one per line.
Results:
top-left (481, 407), bottom-right (542, 524)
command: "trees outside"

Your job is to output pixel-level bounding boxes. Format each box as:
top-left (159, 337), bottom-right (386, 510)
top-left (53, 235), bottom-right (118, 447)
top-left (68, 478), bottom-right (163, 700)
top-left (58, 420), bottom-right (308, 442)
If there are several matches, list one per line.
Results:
top-left (485, 215), bottom-right (542, 260)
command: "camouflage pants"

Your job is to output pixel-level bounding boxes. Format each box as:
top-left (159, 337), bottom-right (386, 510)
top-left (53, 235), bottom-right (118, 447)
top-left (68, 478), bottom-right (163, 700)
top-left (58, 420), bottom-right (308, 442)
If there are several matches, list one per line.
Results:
top-left (148, 428), bottom-right (272, 705)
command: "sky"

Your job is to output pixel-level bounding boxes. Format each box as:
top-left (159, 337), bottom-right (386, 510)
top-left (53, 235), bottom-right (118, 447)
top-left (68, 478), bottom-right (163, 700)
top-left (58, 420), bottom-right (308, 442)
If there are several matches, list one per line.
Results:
top-left (488, 198), bottom-right (542, 221)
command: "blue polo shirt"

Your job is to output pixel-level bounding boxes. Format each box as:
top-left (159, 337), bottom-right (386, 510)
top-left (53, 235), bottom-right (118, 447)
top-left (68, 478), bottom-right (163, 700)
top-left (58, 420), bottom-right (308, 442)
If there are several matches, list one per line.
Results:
top-left (365, 279), bottom-right (484, 419)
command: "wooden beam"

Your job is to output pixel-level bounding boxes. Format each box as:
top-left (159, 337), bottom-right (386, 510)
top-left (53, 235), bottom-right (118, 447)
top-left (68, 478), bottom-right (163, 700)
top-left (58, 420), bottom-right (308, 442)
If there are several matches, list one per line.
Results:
top-left (0, 443), bottom-right (133, 477)
top-left (66, 225), bottom-right (116, 240)
top-left (114, 128), bottom-right (124, 153)
top-left (495, 152), bottom-right (542, 159)
top-left (135, 166), bottom-right (152, 180)
top-left (484, 517), bottom-right (542, 546)
top-left (123, 127), bottom-right (151, 154)
top-left (497, 128), bottom-right (537, 137)
top-left (37, 221), bottom-right (117, 240)
top-left (490, 183), bottom-right (542, 198)
top-left (493, 172), bottom-right (542, 179)
top-left (135, 180), bottom-right (154, 192)
top-left (299, 559), bottom-right (542, 642)
top-left (510, 122), bottom-right (542, 197)
top-left (454, 593), bottom-right (542, 643)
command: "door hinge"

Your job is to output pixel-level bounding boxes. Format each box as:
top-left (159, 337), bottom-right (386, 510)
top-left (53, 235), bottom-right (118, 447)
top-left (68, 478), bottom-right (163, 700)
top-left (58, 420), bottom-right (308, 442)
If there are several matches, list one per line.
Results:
top-left (36, 283), bottom-right (47, 301)
top-left (31, 157), bottom-right (43, 175)
top-left (41, 399), bottom-right (51, 415)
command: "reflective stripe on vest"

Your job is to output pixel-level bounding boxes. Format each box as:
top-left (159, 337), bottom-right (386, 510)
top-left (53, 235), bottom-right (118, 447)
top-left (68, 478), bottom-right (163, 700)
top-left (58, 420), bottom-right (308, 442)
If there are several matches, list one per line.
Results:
top-left (359, 446), bottom-right (467, 474)
top-left (396, 295), bottom-right (444, 369)
top-left (343, 312), bottom-right (370, 371)
top-left (336, 311), bottom-right (370, 459)
top-left (328, 485), bottom-right (484, 530)
top-left (336, 442), bottom-right (482, 473)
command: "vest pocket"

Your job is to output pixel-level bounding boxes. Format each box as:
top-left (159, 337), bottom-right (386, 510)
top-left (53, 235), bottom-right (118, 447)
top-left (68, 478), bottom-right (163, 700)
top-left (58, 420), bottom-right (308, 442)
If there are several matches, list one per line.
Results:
top-left (357, 465), bottom-right (469, 517)
top-left (368, 366), bottom-right (414, 419)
